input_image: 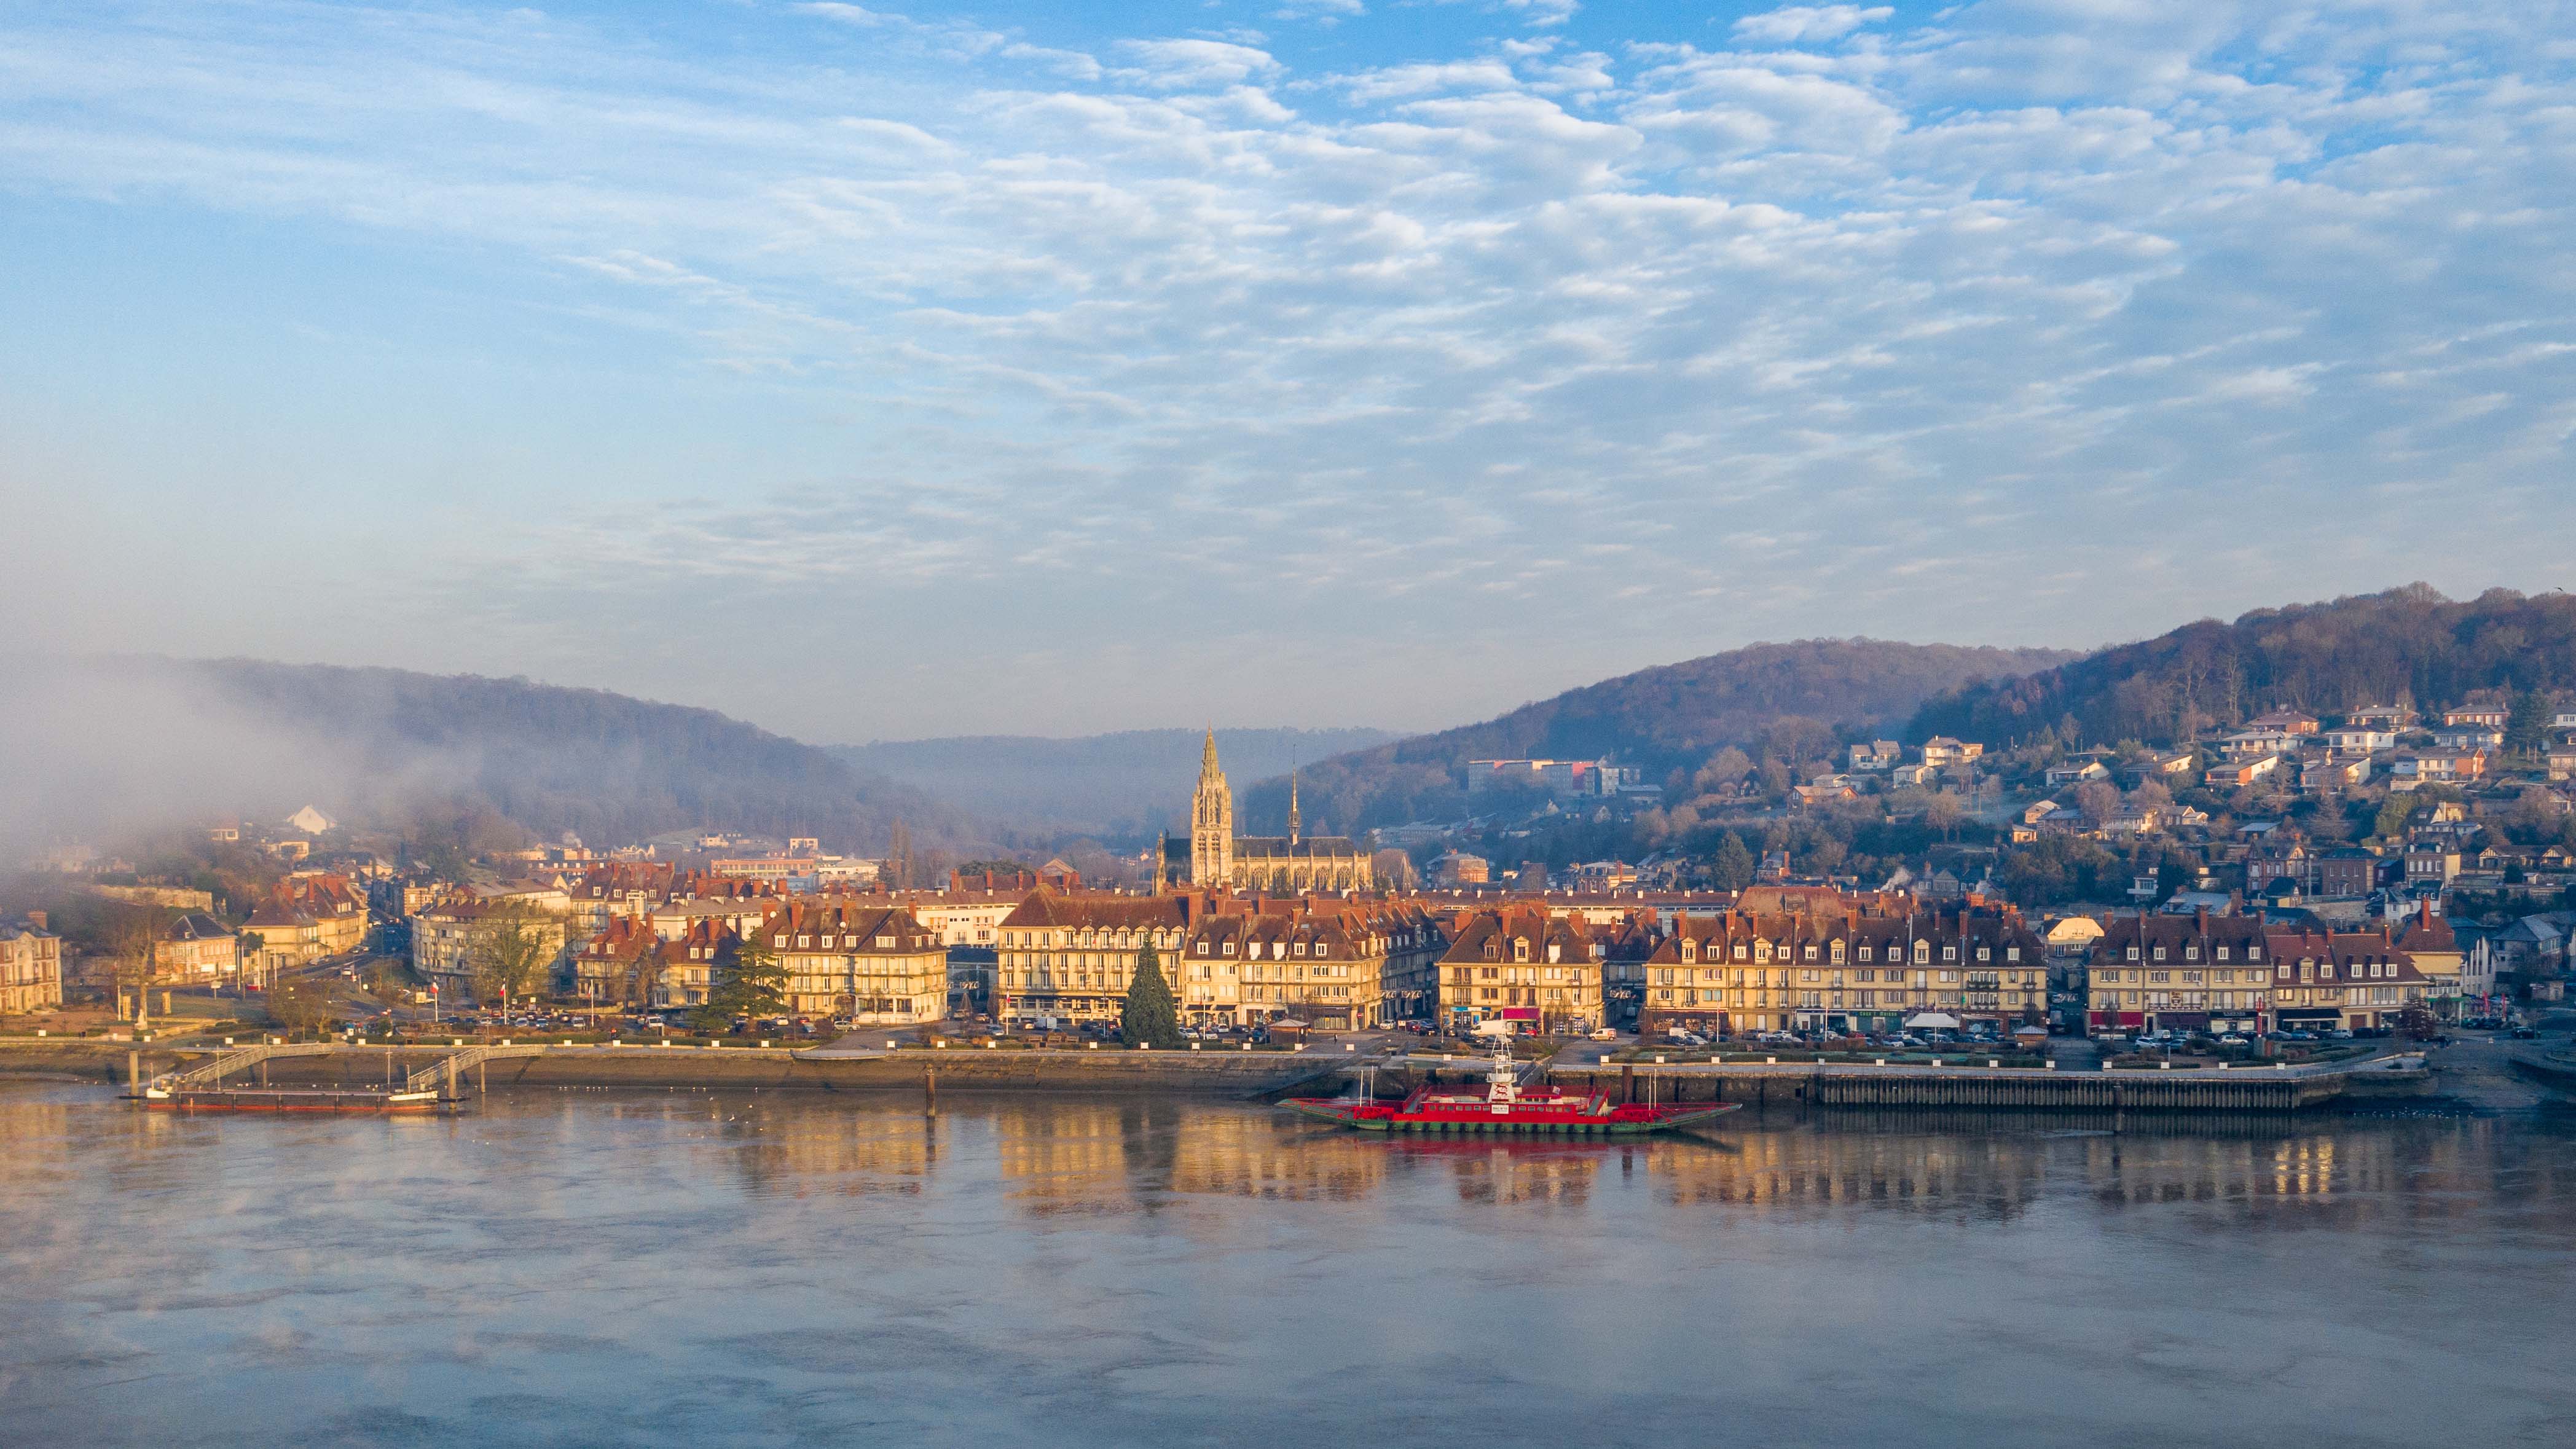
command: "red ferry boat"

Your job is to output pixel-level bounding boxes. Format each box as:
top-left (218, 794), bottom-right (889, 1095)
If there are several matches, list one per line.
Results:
top-left (1281, 1043), bottom-right (1737, 1136)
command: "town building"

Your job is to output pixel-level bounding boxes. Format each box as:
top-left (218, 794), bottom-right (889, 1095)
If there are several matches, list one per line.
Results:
top-left (752, 900), bottom-right (947, 1022)
top-left (996, 892), bottom-right (1196, 1027)
top-left (1436, 908), bottom-right (1606, 1036)
top-left (154, 913), bottom-right (240, 985)
top-left (2085, 913), bottom-right (2273, 1036)
top-left (0, 917), bottom-right (63, 1015)
top-left (409, 892), bottom-right (570, 1006)
top-left (1637, 900), bottom-right (2046, 1037)
top-left (2264, 928), bottom-right (2433, 1033)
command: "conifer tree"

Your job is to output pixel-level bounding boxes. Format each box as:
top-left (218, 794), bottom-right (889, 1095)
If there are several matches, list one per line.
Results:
top-left (1121, 939), bottom-right (1182, 1048)
top-left (1712, 833), bottom-right (1757, 892)
top-left (694, 936), bottom-right (787, 1033)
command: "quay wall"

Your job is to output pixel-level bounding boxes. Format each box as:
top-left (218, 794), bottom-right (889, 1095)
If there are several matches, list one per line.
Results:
top-left (0, 1041), bottom-right (2430, 1110)
top-left (1541, 1062), bottom-right (2413, 1112)
top-left (0, 1041), bottom-right (1342, 1095)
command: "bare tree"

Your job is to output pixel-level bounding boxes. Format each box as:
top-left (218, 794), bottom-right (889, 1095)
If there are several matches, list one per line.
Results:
top-left (466, 901), bottom-right (557, 1013)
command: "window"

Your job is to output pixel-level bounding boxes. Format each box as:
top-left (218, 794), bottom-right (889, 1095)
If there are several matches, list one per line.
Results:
top-left (2127, 946), bottom-right (2140, 960)
top-left (2007, 947), bottom-right (2020, 962)
top-left (1223, 942), bottom-right (1236, 956)
top-left (1859, 946), bottom-right (1873, 962)
top-left (2216, 946), bottom-right (2230, 962)
top-left (1942, 946), bottom-right (1957, 962)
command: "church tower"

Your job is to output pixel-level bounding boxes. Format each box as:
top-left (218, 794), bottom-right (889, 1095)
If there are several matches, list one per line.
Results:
top-left (1287, 771), bottom-right (1302, 846)
top-left (1190, 727), bottom-right (1234, 887)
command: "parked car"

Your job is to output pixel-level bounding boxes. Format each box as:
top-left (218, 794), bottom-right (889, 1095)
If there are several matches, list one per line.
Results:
top-left (1590, 1027), bottom-right (1619, 1041)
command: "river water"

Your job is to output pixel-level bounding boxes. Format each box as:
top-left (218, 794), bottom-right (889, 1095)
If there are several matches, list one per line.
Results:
top-left (2, 1082), bottom-right (2570, 1447)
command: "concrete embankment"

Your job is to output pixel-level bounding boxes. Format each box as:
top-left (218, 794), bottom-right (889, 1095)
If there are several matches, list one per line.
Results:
top-left (0, 1040), bottom-right (1348, 1096)
top-left (0, 1039), bottom-right (2440, 1112)
top-left (1536, 1057), bottom-right (2429, 1112)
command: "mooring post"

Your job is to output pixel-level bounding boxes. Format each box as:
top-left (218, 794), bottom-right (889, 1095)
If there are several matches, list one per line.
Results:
top-left (479, 1061), bottom-right (487, 1096)
top-left (925, 1066), bottom-right (938, 1118)
top-left (444, 1056), bottom-right (458, 1101)
top-left (1621, 1062), bottom-right (1636, 1105)
top-left (127, 1050), bottom-right (141, 1095)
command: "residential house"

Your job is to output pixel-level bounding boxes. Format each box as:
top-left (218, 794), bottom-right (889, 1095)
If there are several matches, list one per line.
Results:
top-left (2406, 844), bottom-right (2462, 890)
top-left (2045, 761), bottom-right (2110, 788)
top-left (1918, 737), bottom-right (1984, 768)
top-left (2219, 728), bottom-right (2299, 760)
top-left (2247, 710), bottom-right (2322, 736)
top-left (2317, 848), bottom-right (2382, 899)
top-left (2323, 725), bottom-right (2396, 752)
top-left (1848, 740), bottom-right (1901, 771)
top-left (2432, 725), bottom-right (2505, 751)
top-left (2301, 755), bottom-right (2372, 792)
top-left (2204, 755), bottom-right (2281, 788)
top-left (283, 804), bottom-right (337, 835)
top-left (2346, 705), bottom-right (2414, 730)
top-left (2444, 706), bottom-right (2511, 729)
top-left (2547, 744), bottom-right (2576, 782)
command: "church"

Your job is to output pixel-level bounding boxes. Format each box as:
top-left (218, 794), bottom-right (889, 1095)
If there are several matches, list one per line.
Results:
top-left (1164, 730), bottom-right (1374, 893)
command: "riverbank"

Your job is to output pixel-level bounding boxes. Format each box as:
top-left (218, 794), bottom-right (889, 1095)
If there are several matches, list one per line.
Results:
top-left (0, 1039), bottom-right (1353, 1096)
top-left (1, 1035), bottom-right (2468, 1112)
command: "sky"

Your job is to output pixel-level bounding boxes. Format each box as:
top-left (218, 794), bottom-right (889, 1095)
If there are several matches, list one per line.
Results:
top-left (2, 0), bottom-right (2572, 745)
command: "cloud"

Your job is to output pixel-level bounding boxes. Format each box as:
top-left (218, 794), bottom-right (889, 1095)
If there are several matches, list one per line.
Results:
top-left (1732, 6), bottom-right (1893, 45)
top-left (1116, 39), bottom-right (1281, 90)
top-left (2, 0), bottom-right (2574, 737)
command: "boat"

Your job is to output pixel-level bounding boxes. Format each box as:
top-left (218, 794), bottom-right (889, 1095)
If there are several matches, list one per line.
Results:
top-left (139, 1084), bottom-right (454, 1114)
top-left (1280, 1040), bottom-right (1737, 1136)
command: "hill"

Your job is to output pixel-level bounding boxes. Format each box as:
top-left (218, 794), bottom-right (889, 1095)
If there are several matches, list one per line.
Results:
top-left (1907, 585), bottom-right (2576, 748)
top-left (0, 656), bottom-right (976, 858)
top-left (831, 728), bottom-right (1399, 842)
top-left (1239, 640), bottom-right (2074, 836)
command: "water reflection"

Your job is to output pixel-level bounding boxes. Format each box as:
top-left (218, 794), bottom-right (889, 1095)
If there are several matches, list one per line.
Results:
top-left (5, 1083), bottom-right (2575, 1449)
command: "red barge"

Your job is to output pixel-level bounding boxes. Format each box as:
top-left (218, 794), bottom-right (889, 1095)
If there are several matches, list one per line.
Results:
top-left (1282, 1043), bottom-right (1737, 1136)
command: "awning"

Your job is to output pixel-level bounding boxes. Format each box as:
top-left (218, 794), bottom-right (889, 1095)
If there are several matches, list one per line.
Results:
top-left (1904, 1013), bottom-right (1962, 1029)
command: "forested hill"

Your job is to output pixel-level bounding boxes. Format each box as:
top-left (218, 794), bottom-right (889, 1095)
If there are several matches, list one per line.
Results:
top-left (1238, 640), bottom-right (2073, 836)
top-left (831, 727), bottom-right (1397, 841)
top-left (2, 656), bottom-right (976, 856)
top-left (1907, 586), bottom-right (2576, 749)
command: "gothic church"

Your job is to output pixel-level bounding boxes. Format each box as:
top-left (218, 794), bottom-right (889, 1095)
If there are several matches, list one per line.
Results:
top-left (1169, 730), bottom-right (1373, 893)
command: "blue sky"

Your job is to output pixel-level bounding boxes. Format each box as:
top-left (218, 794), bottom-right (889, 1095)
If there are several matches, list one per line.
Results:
top-left (3, 0), bottom-right (2573, 742)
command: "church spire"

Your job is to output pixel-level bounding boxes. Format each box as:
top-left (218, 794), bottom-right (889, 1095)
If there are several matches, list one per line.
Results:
top-left (1199, 724), bottom-right (1222, 782)
top-left (1289, 769), bottom-right (1302, 845)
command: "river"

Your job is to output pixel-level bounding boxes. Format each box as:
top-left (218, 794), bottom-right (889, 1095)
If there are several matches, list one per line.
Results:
top-left (1, 1082), bottom-right (2570, 1447)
